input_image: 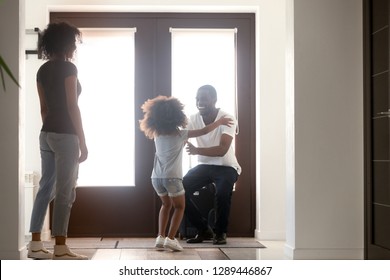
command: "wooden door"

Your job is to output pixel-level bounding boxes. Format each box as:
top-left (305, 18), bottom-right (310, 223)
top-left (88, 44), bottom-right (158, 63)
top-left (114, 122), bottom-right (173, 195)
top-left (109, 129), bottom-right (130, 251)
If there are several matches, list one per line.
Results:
top-left (49, 12), bottom-right (256, 237)
top-left (364, 0), bottom-right (390, 259)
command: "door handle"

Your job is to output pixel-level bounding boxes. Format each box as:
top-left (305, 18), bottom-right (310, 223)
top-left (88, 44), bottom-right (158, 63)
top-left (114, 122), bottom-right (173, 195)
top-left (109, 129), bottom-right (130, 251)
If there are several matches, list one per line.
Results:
top-left (377, 109), bottom-right (390, 116)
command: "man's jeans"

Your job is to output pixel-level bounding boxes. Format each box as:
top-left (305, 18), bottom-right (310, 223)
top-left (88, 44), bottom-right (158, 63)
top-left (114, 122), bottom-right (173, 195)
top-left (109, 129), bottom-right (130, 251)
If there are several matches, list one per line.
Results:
top-left (183, 164), bottom-right (239, 235)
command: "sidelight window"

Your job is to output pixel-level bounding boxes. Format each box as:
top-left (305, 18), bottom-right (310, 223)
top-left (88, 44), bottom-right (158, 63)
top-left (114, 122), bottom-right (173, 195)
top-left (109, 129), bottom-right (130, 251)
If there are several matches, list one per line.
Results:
top-left (170, 28), bottom-right (238, 172)
top-left (75, 28), bottom-right (136, 187)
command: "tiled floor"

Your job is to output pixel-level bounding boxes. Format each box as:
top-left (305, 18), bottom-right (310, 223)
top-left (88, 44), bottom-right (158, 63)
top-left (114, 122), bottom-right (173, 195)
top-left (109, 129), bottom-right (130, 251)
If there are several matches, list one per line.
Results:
top-left (27, 237), bottom-right (286, 260)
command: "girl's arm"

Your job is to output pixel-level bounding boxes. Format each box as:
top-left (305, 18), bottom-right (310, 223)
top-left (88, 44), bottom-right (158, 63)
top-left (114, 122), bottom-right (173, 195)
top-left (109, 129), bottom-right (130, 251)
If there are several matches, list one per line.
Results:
top-left (187, 116), bottom-right (233, 138)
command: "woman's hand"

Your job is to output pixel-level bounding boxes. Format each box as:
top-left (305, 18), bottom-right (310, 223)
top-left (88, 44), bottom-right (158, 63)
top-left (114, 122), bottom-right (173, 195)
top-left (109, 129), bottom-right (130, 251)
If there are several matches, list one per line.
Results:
top-left (79, 143), bottom-right (88, 163)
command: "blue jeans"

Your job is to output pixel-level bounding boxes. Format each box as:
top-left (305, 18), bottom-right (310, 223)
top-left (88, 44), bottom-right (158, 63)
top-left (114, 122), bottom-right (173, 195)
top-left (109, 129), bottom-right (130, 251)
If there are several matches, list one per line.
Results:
top-left (29, 132), bottom-right (79, 237)
top-left (183, 165), bottom-right (239, 235)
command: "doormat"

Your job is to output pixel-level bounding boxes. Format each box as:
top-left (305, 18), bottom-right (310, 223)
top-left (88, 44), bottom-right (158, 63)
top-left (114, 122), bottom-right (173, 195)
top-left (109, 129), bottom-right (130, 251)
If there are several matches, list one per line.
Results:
top-left (39, 237), bottom-right (265, 249)
top-left (117, 237), bottom-right (266, 249)
top-left (182, 238), bottom-right (265, 249)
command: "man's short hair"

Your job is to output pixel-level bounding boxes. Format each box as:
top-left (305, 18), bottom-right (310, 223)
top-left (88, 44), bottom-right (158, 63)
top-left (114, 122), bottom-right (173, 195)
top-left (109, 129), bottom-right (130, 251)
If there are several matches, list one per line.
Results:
top-left (198, 85), bottom-right (217, 101)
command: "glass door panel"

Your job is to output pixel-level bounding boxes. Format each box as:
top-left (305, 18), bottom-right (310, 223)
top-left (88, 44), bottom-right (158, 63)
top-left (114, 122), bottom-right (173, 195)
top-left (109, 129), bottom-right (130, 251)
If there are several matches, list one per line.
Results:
top-left (171, 28), bottom-right (237, 173)
top-left (76, 28), bottom-right (136, 187)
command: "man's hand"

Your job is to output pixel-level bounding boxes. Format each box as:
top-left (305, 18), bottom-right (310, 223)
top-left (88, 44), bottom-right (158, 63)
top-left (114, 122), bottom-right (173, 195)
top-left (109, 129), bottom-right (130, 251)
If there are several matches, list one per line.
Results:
top-left (185, 141), bottom-right (198, 155)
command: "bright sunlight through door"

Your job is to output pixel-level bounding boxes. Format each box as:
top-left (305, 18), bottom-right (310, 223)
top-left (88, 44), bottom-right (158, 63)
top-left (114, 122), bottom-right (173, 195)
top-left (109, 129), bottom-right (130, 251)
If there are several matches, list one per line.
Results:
top-left (75, 28), bottom-right (136, 187)
top-left (171, 28), bottom-right (237, 173)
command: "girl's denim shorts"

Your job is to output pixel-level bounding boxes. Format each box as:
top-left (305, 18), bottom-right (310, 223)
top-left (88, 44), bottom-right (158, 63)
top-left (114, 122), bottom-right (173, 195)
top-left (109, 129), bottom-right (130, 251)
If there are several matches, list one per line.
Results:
top-left (151, 178), bottom-right (185, 197)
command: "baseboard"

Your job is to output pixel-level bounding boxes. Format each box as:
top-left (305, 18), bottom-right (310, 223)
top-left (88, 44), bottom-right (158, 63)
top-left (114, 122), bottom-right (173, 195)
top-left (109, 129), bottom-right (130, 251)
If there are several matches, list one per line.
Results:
top-left (255, 229), bottom-right (285, 241)
top-left (284, 245), bottom-right (364, 260)
top-left (0, 247), bottom-right (28, 260)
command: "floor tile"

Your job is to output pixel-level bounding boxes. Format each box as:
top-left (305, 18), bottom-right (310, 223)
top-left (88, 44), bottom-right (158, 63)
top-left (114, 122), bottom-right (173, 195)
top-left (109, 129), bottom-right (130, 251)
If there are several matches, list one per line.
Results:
top-left (25, 237), bottom-right (285, 260)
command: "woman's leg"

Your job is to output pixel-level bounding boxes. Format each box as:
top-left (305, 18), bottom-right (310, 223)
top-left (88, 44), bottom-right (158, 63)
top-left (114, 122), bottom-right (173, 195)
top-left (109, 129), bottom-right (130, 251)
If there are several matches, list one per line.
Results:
top-left (46, 133), bottom-right (87, 260)
top-left (30, 132), bottom-right (56, 237)
top-left (47, 133), bottom-right (79, 238)
top-left (55, 236), bottom-right (66, 246)
top-left (28, 133), bottom-right (56, 259)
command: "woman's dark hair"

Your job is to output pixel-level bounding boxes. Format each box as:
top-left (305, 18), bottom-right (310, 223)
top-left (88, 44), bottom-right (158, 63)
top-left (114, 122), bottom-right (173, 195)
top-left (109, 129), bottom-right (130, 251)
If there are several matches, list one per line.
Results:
top-left (139, 95), bottom-right (188, 139)
top-left (38, 22), bottom-right (81, 60)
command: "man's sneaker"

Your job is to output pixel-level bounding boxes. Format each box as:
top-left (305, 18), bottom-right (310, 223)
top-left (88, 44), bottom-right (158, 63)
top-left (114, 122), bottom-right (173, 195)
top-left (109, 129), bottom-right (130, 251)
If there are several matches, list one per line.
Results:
top-left (164, 237), bottom-right (183, 251)
top-left (27, 241), bottom-right (53, 259)
top-left (53, 245), bottom-right (88, 260)
top-left (155, 235), bottom-right (165, 249)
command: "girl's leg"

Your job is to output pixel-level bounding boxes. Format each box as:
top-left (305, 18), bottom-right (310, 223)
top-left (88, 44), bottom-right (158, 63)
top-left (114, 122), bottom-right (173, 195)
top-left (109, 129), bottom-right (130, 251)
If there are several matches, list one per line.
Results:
top-left (167, 194), bottom-right (185, 239)
top-left (158, 195), bottom-right (172, 237)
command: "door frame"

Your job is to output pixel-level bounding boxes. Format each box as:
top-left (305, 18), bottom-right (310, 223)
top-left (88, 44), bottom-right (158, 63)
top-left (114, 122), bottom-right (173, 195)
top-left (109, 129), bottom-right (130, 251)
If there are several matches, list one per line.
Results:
top-left (49, 12), bottom-right (256, 237)
top-left (363, 0), bottom-right (390, 259)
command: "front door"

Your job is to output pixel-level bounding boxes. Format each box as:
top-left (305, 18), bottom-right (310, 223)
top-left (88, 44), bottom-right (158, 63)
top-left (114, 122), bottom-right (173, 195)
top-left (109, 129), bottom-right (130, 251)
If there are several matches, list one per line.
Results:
top-left (364, 0), bottom-right (390, 259)
top-left (50, 12), bottom-right (256, 237)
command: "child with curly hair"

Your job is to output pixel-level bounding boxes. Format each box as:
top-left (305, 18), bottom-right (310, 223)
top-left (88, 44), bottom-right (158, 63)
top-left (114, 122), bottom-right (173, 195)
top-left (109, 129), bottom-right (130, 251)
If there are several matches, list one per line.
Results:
top-left (139, 95), bottom-right (232, 251)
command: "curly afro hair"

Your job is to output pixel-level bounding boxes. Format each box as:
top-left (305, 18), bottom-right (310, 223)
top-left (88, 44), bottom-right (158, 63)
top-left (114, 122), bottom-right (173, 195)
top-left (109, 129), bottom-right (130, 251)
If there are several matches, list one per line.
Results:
top-left (38, 22), bottom-right (81, 60)
top-left (139, 95), bottom-right (188, 139)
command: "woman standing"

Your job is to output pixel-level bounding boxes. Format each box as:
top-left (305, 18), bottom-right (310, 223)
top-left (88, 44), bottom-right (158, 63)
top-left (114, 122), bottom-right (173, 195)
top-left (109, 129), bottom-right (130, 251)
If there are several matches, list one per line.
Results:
top-left (28, 22), bottom-right (88, 260)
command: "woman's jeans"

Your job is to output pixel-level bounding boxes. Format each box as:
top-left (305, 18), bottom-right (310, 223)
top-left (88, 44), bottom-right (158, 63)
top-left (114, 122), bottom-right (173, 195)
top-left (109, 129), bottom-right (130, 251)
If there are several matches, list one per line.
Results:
top-left (183, 164), bottom-right (239, 235)
top-left (29, 132), bottom-right (79, 237)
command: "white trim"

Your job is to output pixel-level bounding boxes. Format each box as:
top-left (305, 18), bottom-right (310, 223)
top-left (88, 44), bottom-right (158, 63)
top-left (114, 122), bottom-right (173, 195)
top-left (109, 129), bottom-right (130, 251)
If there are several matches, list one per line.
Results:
top-left (47, 5), bottom-right (259, 13)
top-left (170, 28), bottom-right (237, 33)
top-left (79, 27), bottom-right (137, 33)
top-left (284, 246), bottom-right (364, 260)
top-left (255, 229), bottom-right (286, 241)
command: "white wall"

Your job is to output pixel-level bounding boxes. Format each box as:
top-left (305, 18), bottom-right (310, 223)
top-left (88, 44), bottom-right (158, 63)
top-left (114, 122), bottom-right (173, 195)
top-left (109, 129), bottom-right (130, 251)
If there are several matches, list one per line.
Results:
top-left (285, 0), bottom-right (364, 259)
top-left (257, 0), bottom-right (287, 241)
top-left (0, 0), bottom-right (26, 259)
